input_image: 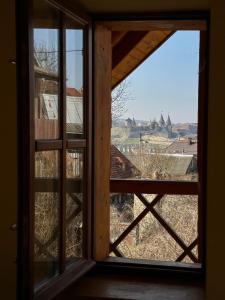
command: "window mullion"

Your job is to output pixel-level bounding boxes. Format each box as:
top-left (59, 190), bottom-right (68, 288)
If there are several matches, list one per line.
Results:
top-left (59, 13), bottom-right (66, 274)
top-left (197, 30), bottom-right (208, 266)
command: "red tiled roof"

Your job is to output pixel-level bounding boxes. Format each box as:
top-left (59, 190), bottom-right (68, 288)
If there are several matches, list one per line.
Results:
top-left (111, 145), bottom-right (140, 179)
top-left (35, 78), bottom-right (83, 97)
top-left (66, 87), bottom-right (82, 97)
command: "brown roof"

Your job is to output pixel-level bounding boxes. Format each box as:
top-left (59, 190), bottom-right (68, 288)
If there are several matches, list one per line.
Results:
top-left (35, 78), bottom-right (83, 98)
top-left (165, 139), bottom-right (197, 155)
top-left (111, 145), bottom-right (140, 179)
top-left (66, 87), bottom-right (83, 97)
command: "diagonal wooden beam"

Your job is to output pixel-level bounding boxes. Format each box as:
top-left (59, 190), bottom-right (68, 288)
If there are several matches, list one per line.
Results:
top-left (110, 194), bottom-right (163, 252)
top-left (109, 242), bottom-right (124, 257)
top-left (176, 238), bottom-right (198, 262)
top-left (112, 31), bottom-right (149, 69)
top-left (35, 238), bottom-right (55, 259)
top-left (136, 193), bottom-right (198, 263)
top-left (111, 192), bottom-right (198, 263)
top-left (36, 203), bottom-right (82, 256)
top-left (148, 204), bottom-right (198, 263)
top-left (112, 31), bottom-right (175, 89)
top-left (69, 193), bottom-right (82, 207)
top-left (112, 31), bottom-right (127, 47)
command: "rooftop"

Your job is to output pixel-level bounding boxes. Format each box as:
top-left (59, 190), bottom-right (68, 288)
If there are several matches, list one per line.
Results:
top-left (111, 145), bottom-right (141, 179)
top-left (165, 138), bottom-right (197, 155)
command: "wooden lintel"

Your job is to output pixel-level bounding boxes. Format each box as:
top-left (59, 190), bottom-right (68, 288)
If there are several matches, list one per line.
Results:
top-left (97, 20), bottom-right (207, 31)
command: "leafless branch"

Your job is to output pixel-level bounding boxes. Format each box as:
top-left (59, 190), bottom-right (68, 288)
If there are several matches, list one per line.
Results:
top-left (111, 80), bottom-right (134, 122)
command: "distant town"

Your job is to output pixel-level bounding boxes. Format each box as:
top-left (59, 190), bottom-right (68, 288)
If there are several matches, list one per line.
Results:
top-left (111, 113), bottom-right (198, 181)
top-left (112, 114), bottom-right (197, 140)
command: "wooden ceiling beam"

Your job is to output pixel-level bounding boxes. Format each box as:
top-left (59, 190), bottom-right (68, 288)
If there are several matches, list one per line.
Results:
top-left (112, 30), bottom-right (175, 89)
top-left (98, 20), bottom-right (207, 31)
top-left (112, 31), bottom-right (127, 47)
top-left (112, 31), bottom-right (149, 69)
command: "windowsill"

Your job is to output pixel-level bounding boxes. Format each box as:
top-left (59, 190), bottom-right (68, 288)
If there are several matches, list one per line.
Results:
top-left (54, 264), bottom-right (204, 300)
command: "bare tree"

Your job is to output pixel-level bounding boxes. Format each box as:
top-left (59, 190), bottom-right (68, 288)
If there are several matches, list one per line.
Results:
top-left (111, 80), bottom-right (133, 122)
top-left (34, 42), bottom-right (58, 73)
top-left (35, 42), bottom-right (132, 123)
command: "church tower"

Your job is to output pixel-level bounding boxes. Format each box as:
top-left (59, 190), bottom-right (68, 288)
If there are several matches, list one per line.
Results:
top-left (166, 114), bottom-right (172, 137)
top-left (166, 115), bottom-right (172, 127)
top-left (159, 114), bottom-right (165, 128)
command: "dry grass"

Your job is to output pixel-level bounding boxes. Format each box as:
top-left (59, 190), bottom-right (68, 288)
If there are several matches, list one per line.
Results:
top-left (110, 194), bottom-right (198, 263)
top-left (34, 151), bottom-right (198, 265)
top-left (34, 152), bottom-right (83, 262)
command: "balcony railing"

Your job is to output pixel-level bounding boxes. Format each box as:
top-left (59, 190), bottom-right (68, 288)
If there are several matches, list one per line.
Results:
top-left (110, 179), bottom-right (200, 264)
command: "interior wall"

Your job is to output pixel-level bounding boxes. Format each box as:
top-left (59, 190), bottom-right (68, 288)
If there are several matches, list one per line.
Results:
top-left (1, 0), bottom-right (225, 299)
top-left (0, 0), bottom-right (17, 299)
top-left (206, 1), bottom-right (225, 299)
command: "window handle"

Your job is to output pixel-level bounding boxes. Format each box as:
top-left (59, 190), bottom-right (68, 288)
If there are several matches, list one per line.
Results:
top-left (10, 223), bottom-right (17, 231)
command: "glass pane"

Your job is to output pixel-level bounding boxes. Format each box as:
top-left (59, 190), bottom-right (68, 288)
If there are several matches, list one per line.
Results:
top-left (33, 0), bottom-right (60, 139)
top-left (66, 149), bottom-right (84, 266)
top-left (34, 151), bottom-right (60, 286)
top-left (111, 31), bottom-right (200, 182)
top-left (110, 193), bottom-right (198, 264)
top-left (65, 18), bottom-right (84, 138)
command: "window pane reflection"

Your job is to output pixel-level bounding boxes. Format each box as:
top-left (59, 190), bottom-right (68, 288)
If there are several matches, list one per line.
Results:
top-left (34, 0), bottom-right (60, 139)
top-left (34, 150), bottom-right (60, 286)
top-left (66, 19), bottom-right (84, 138)
top-left (66, 149), bottom-right (84, 266)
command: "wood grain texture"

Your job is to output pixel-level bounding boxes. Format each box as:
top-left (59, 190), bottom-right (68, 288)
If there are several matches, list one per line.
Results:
top-left (98, 20), bottom-right (207, 31)
top-left (110, 179), bottom-right (199, 194)
top-left (112, 31), bottom-right (148, 68)
top-left (112, 30), bottom-right (174, 88)
top-left (54, 270), bottom-right (204, 300)
top-left (112, 30), bottom-right (127, 47)
top-left (93, 24), bottom-right (112, 260)
top-left (47, 0), bottom-right (91, 25)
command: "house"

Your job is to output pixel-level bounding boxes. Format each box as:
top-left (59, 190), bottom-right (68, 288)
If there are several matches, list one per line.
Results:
top-left (163, 137), bottom-right (198, 178)
top-left (110, 145), bottom-right (141, 224)
top-left (165, 137), bottom-right (198, 155)
top-left (1, 1), bottom-right (225, 300)
top-left (34, 60), bottom-right (83, 139)
top-left (111, 144), bottom-right (141, 179)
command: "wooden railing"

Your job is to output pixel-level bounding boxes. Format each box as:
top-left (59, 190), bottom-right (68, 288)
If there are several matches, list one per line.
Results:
top-left (109, 179), bottom-right (199, 263)
top-left (34, 178), bottom-right (82, 260)
top-left (34, 178), bottom-right (200, 264)
top-left (110, 179), bottom-right (199, 195)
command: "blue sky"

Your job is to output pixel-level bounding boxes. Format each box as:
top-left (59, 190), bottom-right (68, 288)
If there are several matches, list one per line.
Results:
top-left (34, 28), bottom-right (83, 90)
top-left (121, 31), bottom-right (200, 123)
top-left (34, 29), bottom-right (200, 124)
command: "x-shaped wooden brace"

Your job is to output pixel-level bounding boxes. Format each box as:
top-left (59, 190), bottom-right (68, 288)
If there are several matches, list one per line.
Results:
top-left (35, 193), bottom-right (82, 258)
top-left (110, 193), bottom-right (198, 263)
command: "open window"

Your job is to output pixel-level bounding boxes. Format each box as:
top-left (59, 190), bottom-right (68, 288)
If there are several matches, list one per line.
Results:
top-left (94, 18), bottom-right (208, 271)
top-left (17, 0), bottom-right (94, 298)
top-left (17, 3), bottom-right (208, 298)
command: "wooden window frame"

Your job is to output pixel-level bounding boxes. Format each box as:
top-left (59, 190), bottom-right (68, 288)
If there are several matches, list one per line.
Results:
top-left (17, 3), bottom-right (209, 299)
top-left (17, 0), bottom-right (95, 299)
top-left (93, 12), bottom-right (209, 278)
